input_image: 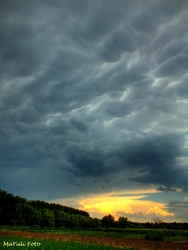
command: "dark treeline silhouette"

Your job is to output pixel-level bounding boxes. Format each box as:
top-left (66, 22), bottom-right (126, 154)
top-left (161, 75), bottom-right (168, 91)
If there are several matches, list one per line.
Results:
top-left (0, 189), bottom-right (188, 230)
top-left (0, 189), bottom-right (99, 228)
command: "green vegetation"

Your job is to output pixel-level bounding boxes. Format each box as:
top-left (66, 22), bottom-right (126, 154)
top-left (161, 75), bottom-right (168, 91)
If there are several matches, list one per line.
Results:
top-left (0, 189), bottom-right (99, 228)
top-left (145, 231), bottom-right (164, 241)
top-left (0, 236), bottom-right (138, 250)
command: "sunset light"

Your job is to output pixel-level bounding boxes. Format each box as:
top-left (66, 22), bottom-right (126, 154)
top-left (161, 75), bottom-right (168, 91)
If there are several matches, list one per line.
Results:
top-left (79, 192), bottom-right (174, 221)
top-left (1, 0), bottom-right (188, 223)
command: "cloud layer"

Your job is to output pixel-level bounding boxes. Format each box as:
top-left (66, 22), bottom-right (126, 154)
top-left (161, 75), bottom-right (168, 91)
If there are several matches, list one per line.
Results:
top-left (0, 0), bottom-right (188, 221)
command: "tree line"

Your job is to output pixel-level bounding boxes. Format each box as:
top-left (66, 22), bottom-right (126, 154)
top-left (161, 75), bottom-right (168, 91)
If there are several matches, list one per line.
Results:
top-left (0, 189), bottom-right (188, 230)
top-left (0, 189), bottom-right (99, 228)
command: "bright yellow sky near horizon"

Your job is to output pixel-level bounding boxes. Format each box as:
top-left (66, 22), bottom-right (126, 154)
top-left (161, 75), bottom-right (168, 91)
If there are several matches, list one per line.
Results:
top-left (51, 190), bottom-right (174, 222)
top-left (79, 193), bottom-right (174, 220)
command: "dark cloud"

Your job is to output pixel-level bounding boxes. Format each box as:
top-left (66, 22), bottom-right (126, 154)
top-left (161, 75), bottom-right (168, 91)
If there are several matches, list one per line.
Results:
top-left (156, 53), bottom-right (188, 77)
top-left (69, 117), bottom-right (88, 132)
top-left (0, 0), bottom-right (188, 220)
top-left (125, 134), bottom-right (188, 189)
top-left (106, 101), bottom-right (132, 117)
top-left (157, 186), bottom-right (177, 192)
top-left (156, 40), bottom-right (187, 65)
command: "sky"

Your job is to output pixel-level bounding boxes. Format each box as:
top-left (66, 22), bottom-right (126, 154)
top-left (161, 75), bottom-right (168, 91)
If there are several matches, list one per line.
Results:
top-left (0, 0), bottom-right (188, 222)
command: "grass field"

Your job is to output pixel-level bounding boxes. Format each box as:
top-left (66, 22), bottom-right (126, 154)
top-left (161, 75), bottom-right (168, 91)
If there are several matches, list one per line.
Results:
top-left (1, 227), bottom-right (188, 250)
top-left (1, 235), bottom-right (138, 250)
top-left (0, 226), bottom-right (188, 242)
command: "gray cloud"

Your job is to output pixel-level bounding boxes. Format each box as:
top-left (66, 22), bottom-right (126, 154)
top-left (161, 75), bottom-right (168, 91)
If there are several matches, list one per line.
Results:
top-left (0, 0), bottom-right (188, 220)
top-left (125, 134), bottom-right (188, 189)
top-left (157, 186), bottom-right (177, 192)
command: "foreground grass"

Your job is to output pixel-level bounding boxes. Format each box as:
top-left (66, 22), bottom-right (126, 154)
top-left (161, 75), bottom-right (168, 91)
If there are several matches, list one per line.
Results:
top-left (1, 236), bottom-right (138, 250)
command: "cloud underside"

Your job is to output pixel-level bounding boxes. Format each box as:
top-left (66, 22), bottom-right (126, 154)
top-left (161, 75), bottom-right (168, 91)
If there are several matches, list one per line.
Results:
top-left (0, 0), bottom-right (188, 217)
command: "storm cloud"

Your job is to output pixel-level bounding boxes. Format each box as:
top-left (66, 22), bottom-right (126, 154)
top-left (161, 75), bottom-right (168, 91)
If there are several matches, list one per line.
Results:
top-left (0, 0), bottom-right (188, 221)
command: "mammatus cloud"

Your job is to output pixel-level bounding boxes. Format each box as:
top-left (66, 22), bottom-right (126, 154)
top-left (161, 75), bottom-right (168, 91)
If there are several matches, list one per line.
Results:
top-left (0, 0), bottom-right (188, 221)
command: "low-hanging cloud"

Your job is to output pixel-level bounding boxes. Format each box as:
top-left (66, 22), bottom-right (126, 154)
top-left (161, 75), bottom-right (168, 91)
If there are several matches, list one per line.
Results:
top-left (0, 0), bottom-right (188, 221)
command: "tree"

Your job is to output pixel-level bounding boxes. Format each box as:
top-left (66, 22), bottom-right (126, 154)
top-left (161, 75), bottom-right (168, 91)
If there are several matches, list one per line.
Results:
top-left (102, 214), bottom-right (115, 228)
top-left (118, 216), bottom-right (128, 228)
top-left (152, 217), bottom-right (164, 229)
top-left (24, 204), bottom-right (41, 226)
top-left (54, 210), bottom-right (64, 227)
top-left (152, 217), bottom-right (164, 224)
top-left (40, 209), bottom-right (55, 227)
top-left (90, 218), bottom-right (101, 228)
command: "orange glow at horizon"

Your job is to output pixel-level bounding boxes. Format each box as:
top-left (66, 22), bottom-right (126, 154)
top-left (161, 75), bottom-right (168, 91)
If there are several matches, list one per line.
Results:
top-left (79, 192), bottom-right (174, 220)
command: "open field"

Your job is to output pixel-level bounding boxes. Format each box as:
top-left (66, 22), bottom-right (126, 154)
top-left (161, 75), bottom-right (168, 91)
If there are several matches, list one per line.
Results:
top-left (1, 227), bottom-right (188, 250)
top-left (0, 226), bottom-right (188, 241)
